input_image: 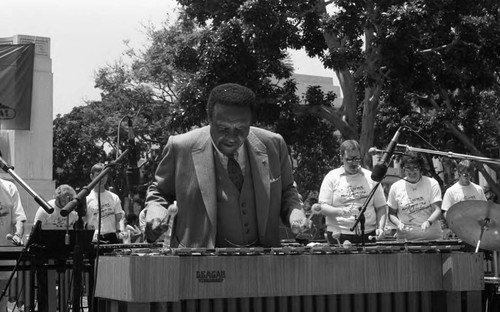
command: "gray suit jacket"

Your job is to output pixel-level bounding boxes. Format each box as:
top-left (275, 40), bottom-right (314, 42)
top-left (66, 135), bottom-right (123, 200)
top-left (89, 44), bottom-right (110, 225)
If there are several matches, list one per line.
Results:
top-left (145, 126), bottom-right (301, 247)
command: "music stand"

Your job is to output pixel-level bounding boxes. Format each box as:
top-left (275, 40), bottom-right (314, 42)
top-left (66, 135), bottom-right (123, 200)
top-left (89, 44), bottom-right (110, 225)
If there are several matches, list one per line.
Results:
top-left (30, 227), bottom-right (95, 311)
top-left (32, 227), bottom-right (95, 259)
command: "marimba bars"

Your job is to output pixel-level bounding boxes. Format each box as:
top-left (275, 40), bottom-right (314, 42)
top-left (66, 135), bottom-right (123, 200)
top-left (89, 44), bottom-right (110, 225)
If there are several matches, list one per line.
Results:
top-left (95, 241), bottom-right (484, 312)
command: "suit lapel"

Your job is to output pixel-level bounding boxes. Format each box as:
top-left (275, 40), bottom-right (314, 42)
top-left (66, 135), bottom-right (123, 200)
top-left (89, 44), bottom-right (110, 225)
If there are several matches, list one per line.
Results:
top-left (192, 128), bottom-right (217, 239)
top-left (246, 131), bottom-right (270, 236)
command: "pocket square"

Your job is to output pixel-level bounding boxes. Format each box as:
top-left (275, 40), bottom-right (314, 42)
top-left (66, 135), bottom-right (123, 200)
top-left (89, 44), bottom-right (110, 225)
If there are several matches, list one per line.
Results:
top-left (270, 176), bottom-right (281, 183)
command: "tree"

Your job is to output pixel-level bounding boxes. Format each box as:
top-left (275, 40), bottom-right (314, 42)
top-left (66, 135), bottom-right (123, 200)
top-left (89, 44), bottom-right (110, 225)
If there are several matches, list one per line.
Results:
top-left (177, 0), bottom-right (500, 171)
top-left (53, 15), bottom-right (340, 200)
top-left (178, 0), bottom-right (387, 158)
top-left (53, 107), bottom-right (107, 188)
top-left (275, 80), bottom-right (340, 199)
top-left (374, 0), bottom-right (500, 195)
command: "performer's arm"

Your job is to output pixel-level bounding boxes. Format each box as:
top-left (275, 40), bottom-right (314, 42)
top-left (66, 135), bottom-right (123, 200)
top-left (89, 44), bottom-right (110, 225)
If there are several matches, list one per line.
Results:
top-left (421, 202), bottom-right (442, 230)
top-left (388, 206), bottom-right (405, 231)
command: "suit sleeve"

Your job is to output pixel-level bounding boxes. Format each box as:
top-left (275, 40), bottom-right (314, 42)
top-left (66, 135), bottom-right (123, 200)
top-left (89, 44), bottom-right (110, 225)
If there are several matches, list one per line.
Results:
top-left (277, 135), bottom-right (302, 226)
top-left (145, 136), bottom-right (177, 213)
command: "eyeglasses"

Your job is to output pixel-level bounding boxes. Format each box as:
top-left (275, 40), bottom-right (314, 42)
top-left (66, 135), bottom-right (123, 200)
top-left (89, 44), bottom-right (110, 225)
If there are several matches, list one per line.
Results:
top-left (344, 157), bottom-right (362, 163)
top-left (459, 172), bottom-right (473, 178)
top-left (404, 166), bottom-right (421, 172)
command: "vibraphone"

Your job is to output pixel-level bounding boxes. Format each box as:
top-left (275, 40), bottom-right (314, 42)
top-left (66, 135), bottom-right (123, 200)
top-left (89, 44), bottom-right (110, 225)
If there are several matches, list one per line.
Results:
top-left (95, 240), bottom-right (484, 312)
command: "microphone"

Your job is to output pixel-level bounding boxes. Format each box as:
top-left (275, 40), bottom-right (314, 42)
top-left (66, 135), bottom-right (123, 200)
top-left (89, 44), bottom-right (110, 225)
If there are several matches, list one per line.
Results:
top-left (60, 198), bottom-right (80, 217)
top-left (126, 119), bottom-right (140, 188)
top-left (35, 197), bottom-right (54, 214)
top-left (371, 127), bottom-right (403, 182)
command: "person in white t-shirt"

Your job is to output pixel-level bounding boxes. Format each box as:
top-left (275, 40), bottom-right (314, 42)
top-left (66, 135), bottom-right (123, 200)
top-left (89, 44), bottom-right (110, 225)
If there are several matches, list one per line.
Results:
top-left (387, 152), bottom-right (443, 241)
top-left (34, 184), bottom-right (78, 228)
top-left (313, 140), bottom-right (387, 244)
top-left (85, 163), bottom-right (125, 244)
top-left (442, 160), bottom-right (487, 218)
top-left (0, 178), bottom-right (26, 311)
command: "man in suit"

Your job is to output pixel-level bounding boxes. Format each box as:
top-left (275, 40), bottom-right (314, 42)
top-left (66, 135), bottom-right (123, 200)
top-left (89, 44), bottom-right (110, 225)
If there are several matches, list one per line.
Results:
top-left (144, 83), bottom-right (308, 247)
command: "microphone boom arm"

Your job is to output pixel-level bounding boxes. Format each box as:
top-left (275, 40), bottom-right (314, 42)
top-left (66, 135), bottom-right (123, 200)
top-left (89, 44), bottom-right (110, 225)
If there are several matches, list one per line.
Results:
top-left (397, 144), bottom-right (500, 166)
top-left (0, 158), bottom-right (54, 214)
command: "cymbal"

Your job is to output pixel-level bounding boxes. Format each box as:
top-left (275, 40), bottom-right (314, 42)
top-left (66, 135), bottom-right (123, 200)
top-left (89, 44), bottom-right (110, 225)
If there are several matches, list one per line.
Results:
top-left (447, 200), bottom-right (500, 251)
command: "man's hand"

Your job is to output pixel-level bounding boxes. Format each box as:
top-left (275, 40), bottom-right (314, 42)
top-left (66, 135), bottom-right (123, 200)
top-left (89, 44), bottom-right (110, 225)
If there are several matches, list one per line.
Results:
top-left (289, 209), bottom-right (311, 235)
top-left (311, 203), bottom-right (322, 214)
top-left (117, 231), bottom-right (129, 241)
top-left (375, 228), bottom-right (385, 239)
top-left (144, 202), bottom-right (177, 243)
top-left (7, 233), bottom-right (23, 246)
top-left (397, 222), bottom-right (407, 231)
top-left (421, 220), bottom-right (432, 230)
top-left (341, 207), bottom-right (354, 217)
top-left (145, 219), bottom-right (170, 243)
top-left (127, 224), bottom-right (142, 237)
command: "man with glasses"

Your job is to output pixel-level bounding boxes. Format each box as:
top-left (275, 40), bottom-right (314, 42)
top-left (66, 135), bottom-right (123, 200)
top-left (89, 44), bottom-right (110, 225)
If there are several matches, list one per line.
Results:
top-left (441, 160), bottom-right (487, 218)
top-left (313, 140), bottom-right (387, 244)
top-left (387, 152), bottom-right (443, 240)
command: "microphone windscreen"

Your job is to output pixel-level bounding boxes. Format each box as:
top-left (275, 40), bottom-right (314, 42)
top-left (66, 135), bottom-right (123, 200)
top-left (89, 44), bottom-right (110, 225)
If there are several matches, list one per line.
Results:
top-left (371, 164), bottom-right (388, 182)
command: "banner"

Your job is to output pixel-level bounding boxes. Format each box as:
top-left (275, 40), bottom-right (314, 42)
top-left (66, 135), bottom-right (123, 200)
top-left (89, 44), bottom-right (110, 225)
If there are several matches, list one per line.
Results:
top-left (0, 44), bottom-right (34, 130)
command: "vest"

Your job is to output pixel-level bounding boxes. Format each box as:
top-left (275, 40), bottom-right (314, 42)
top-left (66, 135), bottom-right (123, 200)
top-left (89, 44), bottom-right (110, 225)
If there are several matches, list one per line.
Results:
top-left (214, 150), bottom-right (259, 247)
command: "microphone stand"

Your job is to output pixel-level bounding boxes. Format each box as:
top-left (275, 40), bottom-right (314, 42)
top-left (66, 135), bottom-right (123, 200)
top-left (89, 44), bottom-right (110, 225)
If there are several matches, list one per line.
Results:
top-left (61, 151), bottom-right (130, 312)
top-left (350, 181), bottom-right (383, 246)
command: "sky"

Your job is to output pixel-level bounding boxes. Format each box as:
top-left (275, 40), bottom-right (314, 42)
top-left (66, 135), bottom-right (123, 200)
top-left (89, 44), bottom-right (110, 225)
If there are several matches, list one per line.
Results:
top-left (2, 0), bottom-right (334, 118)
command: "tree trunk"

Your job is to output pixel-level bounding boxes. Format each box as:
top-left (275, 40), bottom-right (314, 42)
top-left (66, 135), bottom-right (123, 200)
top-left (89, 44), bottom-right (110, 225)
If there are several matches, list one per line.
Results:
top-left (360, 89), bottom-right (378, 163)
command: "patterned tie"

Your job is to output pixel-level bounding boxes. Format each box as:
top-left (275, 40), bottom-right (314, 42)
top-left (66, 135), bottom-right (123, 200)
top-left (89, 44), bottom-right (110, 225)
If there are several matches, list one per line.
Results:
top-left (227, 154), bottom-right (244, 191)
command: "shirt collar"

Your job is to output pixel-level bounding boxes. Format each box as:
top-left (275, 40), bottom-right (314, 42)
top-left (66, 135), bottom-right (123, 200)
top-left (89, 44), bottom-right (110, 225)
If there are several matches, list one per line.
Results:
top-left (339, 166), bottom-right (364, 176)
top-left (210, 136), bottom-right (245, 163)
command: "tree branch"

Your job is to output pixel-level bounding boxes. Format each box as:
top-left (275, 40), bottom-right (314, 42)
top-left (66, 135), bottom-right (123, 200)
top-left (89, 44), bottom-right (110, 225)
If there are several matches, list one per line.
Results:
top-left (293, 104), bottom-right (357, 138)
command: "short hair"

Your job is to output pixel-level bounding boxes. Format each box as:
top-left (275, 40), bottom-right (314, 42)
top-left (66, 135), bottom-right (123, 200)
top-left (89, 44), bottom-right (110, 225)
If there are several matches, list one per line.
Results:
top-left (401, 152), bottom-right (426, 169)
top-left (206, 83), bottom-right (257, 122)
top-left (339, 140), bottom-right (361, 156)
top-left (55, 184), bottom-right (76, 200)
top-left (91, 163), bottom-right (105, 175)
top-left (457, 159), bottom-right (474, 173)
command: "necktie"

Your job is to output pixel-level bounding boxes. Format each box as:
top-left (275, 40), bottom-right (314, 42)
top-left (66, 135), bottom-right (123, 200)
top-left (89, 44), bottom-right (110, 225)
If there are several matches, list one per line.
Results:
top-left (227, 155), bottom-right (244, 191)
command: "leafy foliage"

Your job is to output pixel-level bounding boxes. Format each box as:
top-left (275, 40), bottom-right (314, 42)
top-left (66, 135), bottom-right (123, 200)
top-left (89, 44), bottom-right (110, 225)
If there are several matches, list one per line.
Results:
top-left (53, 13), bottom-right (340, 199)
top-left (53, 107), bottom-right (107, 188)
top-left (53, 0), bottom-right (500, 201)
